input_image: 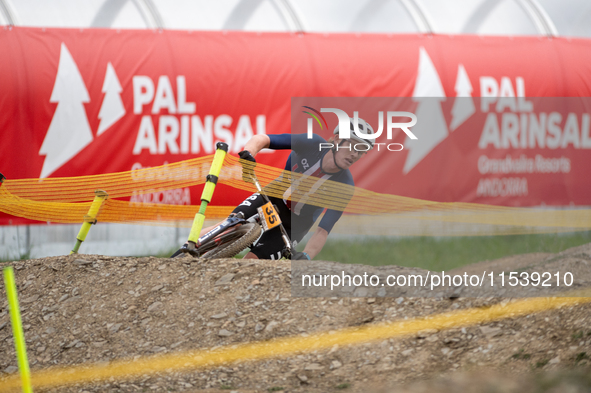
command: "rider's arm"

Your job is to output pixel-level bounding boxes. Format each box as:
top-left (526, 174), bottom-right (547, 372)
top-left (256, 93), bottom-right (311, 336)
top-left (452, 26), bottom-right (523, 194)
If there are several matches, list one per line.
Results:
top-left (243, 133), bottom-right (322, 156)
top-left (242, 134), bottom-right (271, 157)
top-left (303, 227), bottom-right (328, 259)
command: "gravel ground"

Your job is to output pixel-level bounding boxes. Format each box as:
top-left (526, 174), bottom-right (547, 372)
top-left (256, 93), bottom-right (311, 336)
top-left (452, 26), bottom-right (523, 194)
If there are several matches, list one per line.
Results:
top-left (0, 244), bottom-right (590, 392)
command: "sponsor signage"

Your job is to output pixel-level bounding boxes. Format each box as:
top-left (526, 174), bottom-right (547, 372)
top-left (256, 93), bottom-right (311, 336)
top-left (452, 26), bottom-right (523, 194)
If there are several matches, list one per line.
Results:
top-left (1, 28), bottom-right (591, 224)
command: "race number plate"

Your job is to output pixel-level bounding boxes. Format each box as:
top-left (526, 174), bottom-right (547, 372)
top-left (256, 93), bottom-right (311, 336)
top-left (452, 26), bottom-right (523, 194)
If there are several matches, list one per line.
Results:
top-left (257, 202), bottom-right (282, 232)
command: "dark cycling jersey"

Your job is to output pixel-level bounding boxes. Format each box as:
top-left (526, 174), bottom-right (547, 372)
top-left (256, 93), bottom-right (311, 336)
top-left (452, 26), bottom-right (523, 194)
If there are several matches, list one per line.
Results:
top-left (268, 133), bottom-right (354, 234)
top-left (231, 133), bottom-right (355, 259)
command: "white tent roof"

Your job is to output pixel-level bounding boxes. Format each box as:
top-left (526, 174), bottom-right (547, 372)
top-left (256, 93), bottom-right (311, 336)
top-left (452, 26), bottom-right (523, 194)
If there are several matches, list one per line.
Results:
top-left (1, 0), bottom-right (590, 38)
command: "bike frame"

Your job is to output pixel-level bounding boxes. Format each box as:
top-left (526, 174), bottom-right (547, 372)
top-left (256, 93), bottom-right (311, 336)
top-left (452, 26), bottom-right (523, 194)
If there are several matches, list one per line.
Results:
top-left (180, 172), bottom-right (293, 258)
top-left (250, 173), bottom-right (293, 257)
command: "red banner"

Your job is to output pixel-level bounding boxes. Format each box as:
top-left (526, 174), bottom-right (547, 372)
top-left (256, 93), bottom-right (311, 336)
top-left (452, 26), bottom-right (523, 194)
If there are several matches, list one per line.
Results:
top-left (292, 96), bottom-right (591, 208)
top-left (1, 27), bottom-right (591, 225)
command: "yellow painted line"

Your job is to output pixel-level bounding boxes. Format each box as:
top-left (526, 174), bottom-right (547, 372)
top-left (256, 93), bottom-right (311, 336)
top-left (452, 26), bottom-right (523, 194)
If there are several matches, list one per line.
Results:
top-left (0, 292), bottom-right (590, 391)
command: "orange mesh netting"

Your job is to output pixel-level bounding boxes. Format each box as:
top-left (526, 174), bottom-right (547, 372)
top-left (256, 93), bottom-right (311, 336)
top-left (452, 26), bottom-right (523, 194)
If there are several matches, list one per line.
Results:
top-left (1, 154), bottom-right (590, 234)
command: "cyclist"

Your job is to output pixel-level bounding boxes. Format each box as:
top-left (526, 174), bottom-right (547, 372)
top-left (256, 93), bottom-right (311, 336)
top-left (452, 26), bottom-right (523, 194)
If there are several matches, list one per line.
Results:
top-left (233, 117), bottom-right (375, 260)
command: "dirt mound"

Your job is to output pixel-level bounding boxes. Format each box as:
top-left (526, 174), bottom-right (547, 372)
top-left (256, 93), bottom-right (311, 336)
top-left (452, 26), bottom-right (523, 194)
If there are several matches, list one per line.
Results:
top-left (1, 245), bottom-right (591, 392)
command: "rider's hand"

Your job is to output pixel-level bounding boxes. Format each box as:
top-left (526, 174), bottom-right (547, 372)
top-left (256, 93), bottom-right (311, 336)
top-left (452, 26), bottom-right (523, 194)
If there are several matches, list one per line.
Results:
top-left (292, 251), bottom-right (311, 260)
top-left (238, 150), bottom-right (257, 183)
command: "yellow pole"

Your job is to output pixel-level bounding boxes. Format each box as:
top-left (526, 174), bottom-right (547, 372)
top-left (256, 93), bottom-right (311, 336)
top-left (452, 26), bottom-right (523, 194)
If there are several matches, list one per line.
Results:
top-left (3, 266), bottom-right (33, 393)
top-left (187, 142), bottom-right (228, 243)
top-left (70, 190), bottom-right (108, 254)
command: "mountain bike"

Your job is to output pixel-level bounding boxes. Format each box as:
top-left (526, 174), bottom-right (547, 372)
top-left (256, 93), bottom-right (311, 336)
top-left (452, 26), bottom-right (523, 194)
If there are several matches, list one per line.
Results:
top-left (172, 172), bottom-right (293, 260)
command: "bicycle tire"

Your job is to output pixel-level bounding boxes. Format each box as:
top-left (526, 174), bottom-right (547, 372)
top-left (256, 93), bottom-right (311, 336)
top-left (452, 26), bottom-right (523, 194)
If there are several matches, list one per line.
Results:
top-left (201, 222), bottom-right (263, 259)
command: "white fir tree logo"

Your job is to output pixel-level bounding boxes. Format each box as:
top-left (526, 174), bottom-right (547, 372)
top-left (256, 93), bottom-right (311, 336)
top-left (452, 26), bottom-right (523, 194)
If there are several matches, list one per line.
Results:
top-left (97, 62), bottom-right (125, 135)
top-left (403, 47), bottom-right (448, 174)
top-left (449, 64), bottom-right (475, 131)
top-left (39, 43), bottom-right (93, 178)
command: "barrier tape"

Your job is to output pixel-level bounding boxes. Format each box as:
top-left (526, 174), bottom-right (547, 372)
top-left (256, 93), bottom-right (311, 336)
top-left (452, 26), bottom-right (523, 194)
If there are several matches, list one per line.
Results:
top-left (1, 155), bottom-right (591, 235)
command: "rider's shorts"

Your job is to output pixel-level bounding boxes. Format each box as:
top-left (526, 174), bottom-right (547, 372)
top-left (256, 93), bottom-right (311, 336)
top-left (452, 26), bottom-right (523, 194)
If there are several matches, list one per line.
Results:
top-left (231, 193), bottom-right (311, 260)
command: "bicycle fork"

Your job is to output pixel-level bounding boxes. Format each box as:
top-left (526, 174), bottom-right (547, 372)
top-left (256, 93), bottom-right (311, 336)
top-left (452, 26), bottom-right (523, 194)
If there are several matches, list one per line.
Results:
top-left (250, 175), bottom-right (293, 258)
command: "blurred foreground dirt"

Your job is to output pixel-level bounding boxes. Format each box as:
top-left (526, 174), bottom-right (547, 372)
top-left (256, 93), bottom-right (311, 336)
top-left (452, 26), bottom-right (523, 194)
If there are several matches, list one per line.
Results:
top-left (1, 244), bottom-right (590, 392)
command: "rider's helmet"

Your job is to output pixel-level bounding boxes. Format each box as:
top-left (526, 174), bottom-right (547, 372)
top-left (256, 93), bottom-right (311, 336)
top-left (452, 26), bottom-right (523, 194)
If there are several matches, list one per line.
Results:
top-left (333, 117), bottom-right (375, 150)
